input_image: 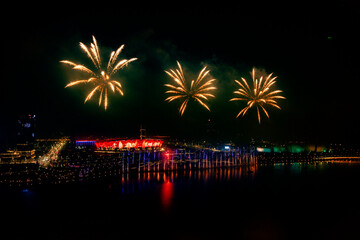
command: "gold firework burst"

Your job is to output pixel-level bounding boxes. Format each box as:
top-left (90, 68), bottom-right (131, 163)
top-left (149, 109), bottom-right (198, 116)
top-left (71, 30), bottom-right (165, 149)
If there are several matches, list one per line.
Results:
top-left (60, 36), bottom-right (137, 110)
top-left (164, 61), bottom-right (216, 116)
top-left (230, 68), bottom-right (285, 124)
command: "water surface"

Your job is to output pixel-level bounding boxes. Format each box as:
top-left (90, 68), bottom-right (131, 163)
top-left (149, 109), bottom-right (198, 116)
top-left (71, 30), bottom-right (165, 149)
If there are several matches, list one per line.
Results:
top-left (1, 161), bottom-right (359, 240)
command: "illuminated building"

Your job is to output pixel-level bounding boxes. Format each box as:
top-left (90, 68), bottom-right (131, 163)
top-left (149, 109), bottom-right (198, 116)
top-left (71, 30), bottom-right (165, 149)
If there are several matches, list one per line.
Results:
top-left (76, 138), bottom-right (164, 150)
top-left (95, 139), bottom-right (163, 149)
top-left (0, 148), bottom-right (35, 162)
top-left (0, 151), bottom-right (21, 161)
top-left (16, 144), bottom-right (36, 159)
top-left (75, 140), bottom-right (96, 146)
top-left (1, 114), bottom-right (37, 162)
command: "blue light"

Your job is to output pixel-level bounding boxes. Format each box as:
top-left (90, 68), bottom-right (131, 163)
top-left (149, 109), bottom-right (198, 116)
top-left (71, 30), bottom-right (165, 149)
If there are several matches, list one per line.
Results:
top-left (22, 189), bottom-right (29, 193)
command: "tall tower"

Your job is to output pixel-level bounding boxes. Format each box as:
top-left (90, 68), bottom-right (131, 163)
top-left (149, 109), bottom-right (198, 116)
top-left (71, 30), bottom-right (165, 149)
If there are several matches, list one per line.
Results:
top-left (140, 124), bottom-right (146, 140)
top-left (17, 114), bottom-right (36, 144)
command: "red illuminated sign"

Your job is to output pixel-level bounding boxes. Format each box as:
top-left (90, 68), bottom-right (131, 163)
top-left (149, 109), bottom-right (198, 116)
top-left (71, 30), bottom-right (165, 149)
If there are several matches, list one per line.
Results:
top-left (94, 139), bottom-right (163, 149)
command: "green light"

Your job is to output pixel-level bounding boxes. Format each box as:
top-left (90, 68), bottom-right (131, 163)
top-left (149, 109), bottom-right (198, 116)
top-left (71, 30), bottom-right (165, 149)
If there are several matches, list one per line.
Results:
top-left (288, 145), bottom-right (304, 153)
top-left (274, 146), bottom-right (285, 153)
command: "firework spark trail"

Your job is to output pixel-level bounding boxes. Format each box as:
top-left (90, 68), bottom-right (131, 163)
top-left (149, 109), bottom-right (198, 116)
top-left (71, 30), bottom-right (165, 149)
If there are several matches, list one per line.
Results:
top-left (164, 61), bottom-right (216, 116)
top-left (60, 36), bottom-right (137, 110)
top-left (230, 68), bottom-right (285, 124)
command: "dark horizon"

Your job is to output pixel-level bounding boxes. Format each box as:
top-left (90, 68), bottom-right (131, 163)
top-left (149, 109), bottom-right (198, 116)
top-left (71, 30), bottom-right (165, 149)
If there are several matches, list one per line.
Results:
top-left (1, 4), bottom-right (360, 145)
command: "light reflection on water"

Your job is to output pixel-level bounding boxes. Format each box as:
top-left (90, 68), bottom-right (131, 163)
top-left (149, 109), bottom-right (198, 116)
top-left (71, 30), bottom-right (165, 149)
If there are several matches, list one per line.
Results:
top-left (119, 165), bottom-right (257, 187)
top-left (2, 160), bottom-right (359, 239)
top-left (161, 180), bottom-right (173, 210)
top-left (120, 160), bottom-right (358, 189)
top-left (116, 165), bottom-right (257, 210)
top-left (114, 161), bottom-right (360, 211)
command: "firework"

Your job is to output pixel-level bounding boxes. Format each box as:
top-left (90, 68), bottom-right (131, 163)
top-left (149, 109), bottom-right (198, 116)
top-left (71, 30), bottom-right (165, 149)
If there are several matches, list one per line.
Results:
top-left (230, 68), bottom-right (285, 124)
top-left (164, 61), bottom-right (216, 116)
top-left (60, 36), bottom-right (137, 110)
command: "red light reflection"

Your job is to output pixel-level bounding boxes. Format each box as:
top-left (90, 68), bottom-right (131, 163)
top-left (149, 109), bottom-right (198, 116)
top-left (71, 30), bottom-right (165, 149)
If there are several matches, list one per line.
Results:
top-left (161, 180), bottom-right (174, 211)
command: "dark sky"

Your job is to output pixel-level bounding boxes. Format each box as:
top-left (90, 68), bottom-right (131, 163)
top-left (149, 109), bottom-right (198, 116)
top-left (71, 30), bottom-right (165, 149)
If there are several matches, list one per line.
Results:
top-left (1, 3), bottom-right (360, 144)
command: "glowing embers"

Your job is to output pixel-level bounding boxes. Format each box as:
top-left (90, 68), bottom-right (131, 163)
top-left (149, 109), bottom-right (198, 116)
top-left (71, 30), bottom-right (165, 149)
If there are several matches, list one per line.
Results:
top-left (94, 139), bottom-right (164, 149)
top-left (164, 61), bottom-right (216, 116)
top-left (61, 36), bottom-right (137, 110)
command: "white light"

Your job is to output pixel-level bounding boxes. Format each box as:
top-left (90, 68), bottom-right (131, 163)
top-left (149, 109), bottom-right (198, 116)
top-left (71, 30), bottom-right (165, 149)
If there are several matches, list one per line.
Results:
top-left (257, 147), bottom-right (265, 152)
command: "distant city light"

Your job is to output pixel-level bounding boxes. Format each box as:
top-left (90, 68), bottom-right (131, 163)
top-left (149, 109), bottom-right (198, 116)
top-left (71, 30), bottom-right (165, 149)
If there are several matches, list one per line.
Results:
top-left (38, 138), bottom-right (68, 167)
top-left (224, 146), bottom-right (230, 150)
top-left (273, 146), bottom-right (285, 153)
top-left (256, 147), bottom-right (271, 153)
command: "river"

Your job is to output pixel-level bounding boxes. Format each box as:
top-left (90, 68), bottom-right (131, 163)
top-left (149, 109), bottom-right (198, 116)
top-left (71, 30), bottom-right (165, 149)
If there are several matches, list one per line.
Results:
top-left (1, 161), bottom-right (359, 240)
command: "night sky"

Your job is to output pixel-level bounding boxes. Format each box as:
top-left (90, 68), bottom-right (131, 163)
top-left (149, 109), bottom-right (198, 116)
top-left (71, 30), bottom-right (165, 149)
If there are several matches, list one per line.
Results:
top-left (1, 3), bottom-right (360, 144)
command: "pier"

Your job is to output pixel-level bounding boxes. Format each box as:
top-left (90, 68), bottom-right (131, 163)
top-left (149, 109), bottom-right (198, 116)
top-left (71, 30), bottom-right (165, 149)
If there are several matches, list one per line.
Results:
top-left (110, 147), bottom-right (258, 173)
